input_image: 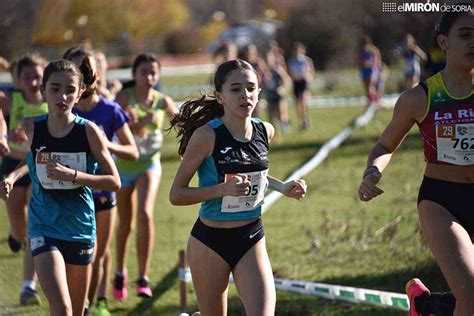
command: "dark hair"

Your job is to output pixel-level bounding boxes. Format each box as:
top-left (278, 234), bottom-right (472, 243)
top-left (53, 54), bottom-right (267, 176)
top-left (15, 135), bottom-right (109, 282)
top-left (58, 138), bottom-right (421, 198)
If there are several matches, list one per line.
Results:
top-left (123, 53), bottom-right (161, 89)
top-left (42, 59), bottom-right (96, 100)
top-left (16, 53), bottom-right (47, 77)
top-left (63, 45), bottom-right (97, 99)
top-left (435, 2), bottom-right (473, 37)
top-left (132, 53), bottom-right (160, 75)
top-left (169, 59), bottom-right (256, 156)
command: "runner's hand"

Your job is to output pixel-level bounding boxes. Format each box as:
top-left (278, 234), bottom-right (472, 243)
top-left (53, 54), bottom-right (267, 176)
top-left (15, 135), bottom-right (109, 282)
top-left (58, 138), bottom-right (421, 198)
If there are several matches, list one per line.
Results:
top-left (0, 178), bottom-right (13, 199)
top-left (10, 127), bottom-right (28, 144)
top-left (46, 159), bottom-right (75, 182)
top-left (358, 168), bottom-right (383, 201)
top-left (282, 179), bottom-right (307, 200)
top-left (223, 174), bottom-right (251, 197)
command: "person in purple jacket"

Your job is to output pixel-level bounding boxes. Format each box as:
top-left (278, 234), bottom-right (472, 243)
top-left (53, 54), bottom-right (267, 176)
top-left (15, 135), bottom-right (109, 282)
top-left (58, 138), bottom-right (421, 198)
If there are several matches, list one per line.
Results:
top-left (64, 46), bottom-right (139, 316)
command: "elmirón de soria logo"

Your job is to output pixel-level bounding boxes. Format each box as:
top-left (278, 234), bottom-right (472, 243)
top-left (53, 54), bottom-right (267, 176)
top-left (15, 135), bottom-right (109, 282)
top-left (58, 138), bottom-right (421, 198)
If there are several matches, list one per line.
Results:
top-left (382, 0), bottom-right (472, 13)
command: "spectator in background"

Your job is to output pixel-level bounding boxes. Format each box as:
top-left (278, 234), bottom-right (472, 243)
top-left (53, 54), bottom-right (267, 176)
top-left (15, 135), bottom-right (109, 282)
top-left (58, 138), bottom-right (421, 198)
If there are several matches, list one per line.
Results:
top-left (403, 34), bottom-right (427, 89)
top-left (288, 42), bottom-right (315, 130)
top-left (358, 36), bottom-right (381, 107)
top-left (264, 51), bottom-right (292, 137)
top-left (238, 44), bottom-right (269, 117)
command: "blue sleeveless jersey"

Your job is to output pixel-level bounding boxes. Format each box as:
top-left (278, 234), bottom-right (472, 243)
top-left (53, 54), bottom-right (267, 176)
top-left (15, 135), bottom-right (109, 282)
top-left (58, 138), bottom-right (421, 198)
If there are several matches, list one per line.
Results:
top-left (198, 118), bottom-right (269, 221)
top-left (27, 115), bottom-right (98, 244)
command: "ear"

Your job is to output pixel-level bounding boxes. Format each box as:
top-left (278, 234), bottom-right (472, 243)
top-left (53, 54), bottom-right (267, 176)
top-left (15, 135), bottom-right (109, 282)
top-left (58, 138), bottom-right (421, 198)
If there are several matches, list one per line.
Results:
top-left (75, 88), bottom-right (85, 103)
top-left (437, 34), bottom-right (448, 50)
top-left (40, 85), bottom-right (46, 100)
top-left (214, 91), bottom-right (224, 104)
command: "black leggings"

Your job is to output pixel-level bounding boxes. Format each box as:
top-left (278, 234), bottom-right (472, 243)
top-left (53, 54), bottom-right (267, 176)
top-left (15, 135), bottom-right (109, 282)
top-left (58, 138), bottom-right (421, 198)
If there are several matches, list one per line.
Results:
top-left (191, 217), bottom-right (264, 268)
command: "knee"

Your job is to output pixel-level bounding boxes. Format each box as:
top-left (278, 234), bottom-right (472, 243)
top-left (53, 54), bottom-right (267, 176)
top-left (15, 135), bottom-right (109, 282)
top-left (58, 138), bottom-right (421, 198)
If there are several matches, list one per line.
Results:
top-left (118, 219), bottom-right (134, 234)
top-left (137, 210), bottom-right (153, 225)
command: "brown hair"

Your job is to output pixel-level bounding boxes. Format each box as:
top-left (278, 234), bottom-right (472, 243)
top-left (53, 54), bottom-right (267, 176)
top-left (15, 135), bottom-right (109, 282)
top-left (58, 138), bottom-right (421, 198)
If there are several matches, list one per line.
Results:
top-left (169, 59), bottom-right (256, 156)
top-left (42, 59), bottom-right (96, 100)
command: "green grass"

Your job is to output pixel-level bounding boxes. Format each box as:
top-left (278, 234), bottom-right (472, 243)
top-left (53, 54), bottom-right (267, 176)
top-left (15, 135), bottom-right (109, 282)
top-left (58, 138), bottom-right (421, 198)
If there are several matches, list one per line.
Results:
top-left (0, 106), bottom-right (447, 315)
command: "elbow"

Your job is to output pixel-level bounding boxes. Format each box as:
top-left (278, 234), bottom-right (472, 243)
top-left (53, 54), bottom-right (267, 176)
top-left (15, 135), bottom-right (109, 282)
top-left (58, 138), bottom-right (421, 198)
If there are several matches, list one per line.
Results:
top-left (169, 189), bottom-right (182, 206)
top-left (111, 177), bottom-right (121, 192)
top-left (131, 149), bottom-right (140, 160)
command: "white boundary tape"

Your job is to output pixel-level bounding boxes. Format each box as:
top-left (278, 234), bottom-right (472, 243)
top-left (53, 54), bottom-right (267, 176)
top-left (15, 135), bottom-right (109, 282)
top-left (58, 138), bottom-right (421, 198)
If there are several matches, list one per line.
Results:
top-left (262, 103), bottom-right (380, 213)
top-left (177, 268), bottom-right (409, 311)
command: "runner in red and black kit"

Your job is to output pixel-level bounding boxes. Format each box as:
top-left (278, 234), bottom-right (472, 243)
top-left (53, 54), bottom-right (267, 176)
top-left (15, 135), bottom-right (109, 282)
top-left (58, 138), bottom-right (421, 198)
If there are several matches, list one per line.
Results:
top-left (358, 7), bottom-right (474, 316)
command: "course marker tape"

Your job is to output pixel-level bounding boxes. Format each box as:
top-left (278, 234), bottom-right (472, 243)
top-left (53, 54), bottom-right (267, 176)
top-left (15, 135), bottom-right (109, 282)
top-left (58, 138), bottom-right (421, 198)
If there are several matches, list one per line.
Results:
top-left (262, 104), bottom-right (378, 213)
top-left (178, 268), bottom-right (409, 311)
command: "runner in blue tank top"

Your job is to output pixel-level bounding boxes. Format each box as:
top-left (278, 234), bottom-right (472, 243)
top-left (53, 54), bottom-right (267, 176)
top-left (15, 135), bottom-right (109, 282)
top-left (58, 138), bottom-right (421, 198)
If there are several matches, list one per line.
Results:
top-left (0, 58), bottom-right (121, 316)
top-left (169, 60), bottom-right (307, 315)
top-left (64, 45), bottom-right (139, 315)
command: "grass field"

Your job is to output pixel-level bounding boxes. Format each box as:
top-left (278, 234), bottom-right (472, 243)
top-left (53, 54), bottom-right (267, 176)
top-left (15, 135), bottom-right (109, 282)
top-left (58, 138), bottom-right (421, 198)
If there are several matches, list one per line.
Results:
top-left (0, 65), bottom-right (447, 316)
top-left (0, 103), bottom-right (450, 316)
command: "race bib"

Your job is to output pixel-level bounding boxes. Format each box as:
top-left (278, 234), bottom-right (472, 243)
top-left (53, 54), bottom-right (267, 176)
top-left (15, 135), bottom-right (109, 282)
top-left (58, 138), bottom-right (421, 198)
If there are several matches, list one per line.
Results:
top-left (135, 130), bottom-right (163, 159)
top-left (436, 123), bottom-right (474, 165)
top-left (36, 149), bottom-right (87, 189)
top-left (221, 170), bottom-right (268, 213)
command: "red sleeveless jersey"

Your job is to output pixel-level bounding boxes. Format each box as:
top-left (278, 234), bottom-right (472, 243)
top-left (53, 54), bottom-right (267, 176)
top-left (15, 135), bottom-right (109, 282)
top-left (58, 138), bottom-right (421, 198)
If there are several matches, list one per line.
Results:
top-left (417, 72), bottom-right (474, 165)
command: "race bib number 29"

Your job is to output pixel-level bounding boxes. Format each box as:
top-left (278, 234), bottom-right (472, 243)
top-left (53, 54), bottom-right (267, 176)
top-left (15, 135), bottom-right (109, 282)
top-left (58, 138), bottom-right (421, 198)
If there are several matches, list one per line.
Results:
top-left (436, 123), bottom-right (474, 165)
top-left (36, 150), bottom-right (87, 189)
top-left (221, 170), bottom-right (268, 213)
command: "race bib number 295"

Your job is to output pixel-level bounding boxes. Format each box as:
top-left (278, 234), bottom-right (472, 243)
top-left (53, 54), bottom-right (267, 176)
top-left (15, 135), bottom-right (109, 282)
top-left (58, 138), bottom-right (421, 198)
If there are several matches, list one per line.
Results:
top-left (221, 170), bottom-right (268, 213)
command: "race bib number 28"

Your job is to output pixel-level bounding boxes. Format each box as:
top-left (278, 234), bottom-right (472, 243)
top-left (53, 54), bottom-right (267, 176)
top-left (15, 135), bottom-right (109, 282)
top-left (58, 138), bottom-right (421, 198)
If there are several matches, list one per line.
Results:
top-left (221, 170), bottom-right (268, 213)
top-left (436, 123), bottom-right (474, 165)
top-left (36, 150), bottom-right (87, 189)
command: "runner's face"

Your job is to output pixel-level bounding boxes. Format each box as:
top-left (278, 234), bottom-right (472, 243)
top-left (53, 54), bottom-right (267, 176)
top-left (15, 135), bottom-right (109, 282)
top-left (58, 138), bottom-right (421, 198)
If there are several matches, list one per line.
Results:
top-left (19, 65), bottom-right (43, 97)
top-left (42, 72), bottom-right (83, 116)
top-left (216, 69), bottom-right (259, 119)
top-left (134, 61), bottom-right (160, 88)
top-left (444, 13), bottom-right (474, 69)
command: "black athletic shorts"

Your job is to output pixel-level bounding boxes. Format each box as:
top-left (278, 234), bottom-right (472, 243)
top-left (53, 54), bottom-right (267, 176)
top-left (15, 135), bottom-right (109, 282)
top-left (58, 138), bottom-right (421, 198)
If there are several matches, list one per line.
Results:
top-left (418, 176), bottom-right (474, 234)
top-left (191, 217), bottom-right (264, 268)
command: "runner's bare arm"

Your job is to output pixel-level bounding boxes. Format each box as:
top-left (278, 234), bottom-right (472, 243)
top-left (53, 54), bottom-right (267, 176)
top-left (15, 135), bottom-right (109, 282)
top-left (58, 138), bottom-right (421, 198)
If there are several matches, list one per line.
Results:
top-left (107, 123), bottom-right (139, 160)
top-left (366, 86), bottom-right (427, 172)
top-left (268, 176), bottom-right (307, 199)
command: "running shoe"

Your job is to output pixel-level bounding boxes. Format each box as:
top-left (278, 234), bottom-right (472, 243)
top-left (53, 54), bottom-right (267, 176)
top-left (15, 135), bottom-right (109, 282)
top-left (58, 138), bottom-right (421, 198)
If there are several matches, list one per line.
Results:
top-left (8, 234), bottom-right (22, 252)
top-left (406, 278), bottom-right (430, 316)
top-left (84, 301), bottom-right (90, 316)
top-left (19, 287), bottom-right (41, 305)
top-left (93, 299), bottom-right (111, 316)
top-left (113, 270), bottom-right (128, 301)
top-left (136, 277), bottom-right (153, 298)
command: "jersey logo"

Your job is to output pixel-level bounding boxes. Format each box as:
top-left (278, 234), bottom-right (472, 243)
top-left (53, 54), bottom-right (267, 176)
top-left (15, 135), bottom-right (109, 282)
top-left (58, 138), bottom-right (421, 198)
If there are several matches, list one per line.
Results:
top-left (220, 147), bottom-right (232, 154)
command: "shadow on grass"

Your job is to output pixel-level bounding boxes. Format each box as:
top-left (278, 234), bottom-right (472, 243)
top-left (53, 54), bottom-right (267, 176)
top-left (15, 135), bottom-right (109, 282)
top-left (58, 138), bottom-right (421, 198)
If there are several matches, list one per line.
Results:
top-left (114, 265), bottom-right (178, 316)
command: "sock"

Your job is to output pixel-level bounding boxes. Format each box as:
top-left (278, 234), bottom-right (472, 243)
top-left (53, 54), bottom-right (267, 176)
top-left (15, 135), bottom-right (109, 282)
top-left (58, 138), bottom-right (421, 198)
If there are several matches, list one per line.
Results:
top-left (116, 270), bottom-right (125, 277)
top-left (415, 292), bottom-right (456, 315)
top-left (22, 280), bottom-right (36, 291)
